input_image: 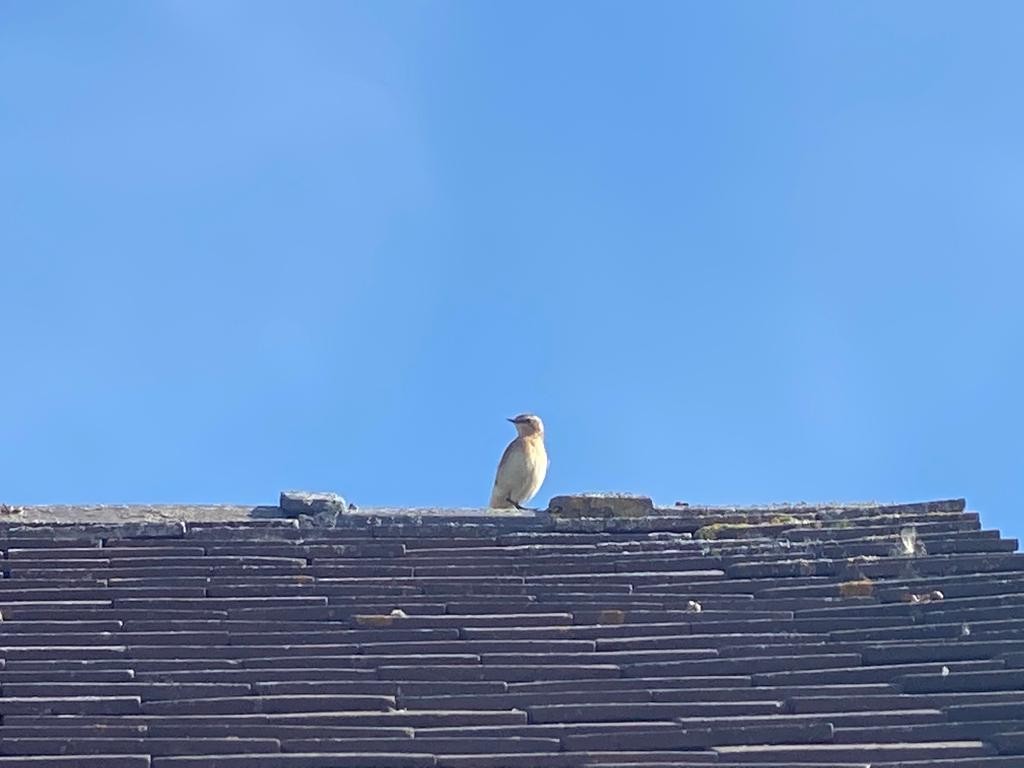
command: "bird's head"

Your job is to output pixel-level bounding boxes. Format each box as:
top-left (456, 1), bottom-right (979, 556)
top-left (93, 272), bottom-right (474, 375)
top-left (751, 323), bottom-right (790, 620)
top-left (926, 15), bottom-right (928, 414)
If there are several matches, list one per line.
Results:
top-left (508, 413), bottom-right (544, 437)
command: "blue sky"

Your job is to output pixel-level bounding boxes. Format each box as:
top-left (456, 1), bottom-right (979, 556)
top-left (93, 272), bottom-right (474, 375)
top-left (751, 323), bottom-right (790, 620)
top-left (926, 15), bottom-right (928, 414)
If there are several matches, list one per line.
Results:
top-left (2, 2), bottom-right (1021, 539)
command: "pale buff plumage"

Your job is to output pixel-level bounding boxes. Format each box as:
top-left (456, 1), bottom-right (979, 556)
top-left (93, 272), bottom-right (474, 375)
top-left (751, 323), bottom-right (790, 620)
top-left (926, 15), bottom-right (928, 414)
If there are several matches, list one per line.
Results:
top-left (489, 413), bottom-right (548, 510)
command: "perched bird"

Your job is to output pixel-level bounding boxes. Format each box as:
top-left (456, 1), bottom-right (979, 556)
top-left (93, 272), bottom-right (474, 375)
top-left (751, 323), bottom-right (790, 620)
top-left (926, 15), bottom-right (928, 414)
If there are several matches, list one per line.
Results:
top-left (489, 413), bottom-right (548, 510)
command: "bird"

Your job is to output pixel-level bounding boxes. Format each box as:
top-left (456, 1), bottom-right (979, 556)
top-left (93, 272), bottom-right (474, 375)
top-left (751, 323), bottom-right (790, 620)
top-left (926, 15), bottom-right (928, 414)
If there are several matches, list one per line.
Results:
top-left (489, 413), bottom-right (548, 510)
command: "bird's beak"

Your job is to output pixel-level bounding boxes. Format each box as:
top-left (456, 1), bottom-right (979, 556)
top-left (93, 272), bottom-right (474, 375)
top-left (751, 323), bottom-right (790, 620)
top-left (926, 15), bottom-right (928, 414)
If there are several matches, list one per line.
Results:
top-left (507, 417), bottom-right (517, 423)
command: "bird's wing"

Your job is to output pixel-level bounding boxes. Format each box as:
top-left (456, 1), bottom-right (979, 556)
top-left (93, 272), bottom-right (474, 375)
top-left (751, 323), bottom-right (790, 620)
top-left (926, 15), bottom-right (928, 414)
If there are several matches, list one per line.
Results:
top-left (490, 438), bottom-right (527, 507)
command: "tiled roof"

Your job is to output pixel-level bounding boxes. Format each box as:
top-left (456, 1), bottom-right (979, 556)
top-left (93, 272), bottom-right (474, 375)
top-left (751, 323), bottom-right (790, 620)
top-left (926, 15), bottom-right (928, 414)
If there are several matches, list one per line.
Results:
top-left (0, 493), bottom-right (1021, 767)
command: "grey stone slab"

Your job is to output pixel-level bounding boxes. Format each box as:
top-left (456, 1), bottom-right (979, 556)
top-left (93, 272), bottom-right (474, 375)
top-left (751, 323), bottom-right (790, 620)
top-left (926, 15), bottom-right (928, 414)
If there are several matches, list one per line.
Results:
top-left (252, 681), bottom-right (401, 696)
top-left (394, 682), bottom-right (508, 696)
top-left (399, 689), bottom-right (651, 711)
top-left (725, 560), bottom-right (839, 579)
top-left (855, 759), bottom-right (1024, 768)
top-left (0, 646), bottom-right (127, 661)
top-left (861, 640), bottom-right (1024, 665)
top-left (307, 565), bottom-right (417, 577)
top-left (353, 613), bottom-right (570, 629)
top-left (133, 668), bottom-right (377, 684)
top-left (6, 546), bottom-right (206, 560)
top-left (713, 741), bottom-right (993, 762)
top-left (358, 640), bottom-right (598, 656)
top-left (226, 627), bottom-right (463, 642)
top-left (1002, 652), bottom-right (1024, 668)
top-left (568, 610), bottom-right (721, 626)
top-left (205, 543), bottom-right (406, 558)
top-left (105, 660), bottom-right (244, 673)
top-left (205, 585), bottom-right (419, 599)
top-left (899, 670), bottom-right (1024, 693)
top-left (528, 701), bottom-right (783, 723)
top-left (0, 758), bottom-right (151, 768)
top-left (0, 738), bottom-right (281, 755)
top-left (114, 596), bottom-right (327, 609)
top-left (507, 676), bottom-right (750, 693)
top-left (140, 694), bottom-right (395, 715)
top-left (991, 731), bottom-right (1024, 754)
top-left (480, 649), bottom-right (717, 666)
top-left (4, 660), bottom-right (140, 672)
top-left (561, 721), bottom-right (833, 750)
top-left (376, 664), bottom-right (621, 682)
top-left (0, 621), bottom-right (123, 634)
top-left (256, 710), bottom-right (528, 727)
top-left (790, 691), bottom-right (1024, 713)
top-left (622, 652), bottom-right (862, 677)
top-left (752, 659), bottom-right (1005, 686)
top-left (564, 751), bottom-right (720, 765)
top-left (830, 623), bottom-right (980, 643)
top-left (4, 709), bottom-right (526, 728)
top-left (524, 571), bottom-right (725, 585)
top-left (1, 683), bottom-right (252, 700)
top-left (834, 721), bottom-right (1024, 743)
top-left (594, 635), bottom-right (728, 652)
top-left (435, 755), bottom-right (570, 768)
top-left (2, 608), bottom-right (231, 621)
top-left (323, 601), bottom-right (447, 615)
top-left (791, 617), bottom-right (912, 632)
top-left (530, 555), bottom-right (722, 574)
top-left (603, 516), bottom-right (711, 533)
top-left (0, 600), bottom-right (114, 615)
top-left (0, 725), bottom-right (149, 738)
top-left (126, 644), bottom-right (362, 660)
top-left (2, 521), bottom-right (187, 539)
top-left (716, 641), bottom-right (866, 657)
top-left (0, 538), bottom-right (103, 549)
top-left (281, 737), bottom-right (560, 754)
top-left (675, 710), bottom-right (947, 728)
top-left (240, 654), bottom-right (480, 670)
top-left (146, 724), bottom-right (414, 739)
top-left (0, 696), bottom-right (141, 714)
top-left (227, 607), bottom-right (366, 621)
top-left (185, 526), bottom-right (304, 542)
top-left (0, 670), bottom-right (135, 683)
top-left (0, 714), bottom-right (259, 727)
top-left (569, 763), bottom-right (731, 768)
top-left (922, 606), bottom-right (1024, 625)
top-left (0, 632), bottom-right (230, 647)
top-left (875, 575), bottom-right (1024, 602)
top-left (416, 722), bottom-right (687, 739)
top-left (650, 684), bottom-right (895, 702)
top-left (152, 755), bottom-right (435, 768)
top-left (946, 701), bottom-right (1024, 721)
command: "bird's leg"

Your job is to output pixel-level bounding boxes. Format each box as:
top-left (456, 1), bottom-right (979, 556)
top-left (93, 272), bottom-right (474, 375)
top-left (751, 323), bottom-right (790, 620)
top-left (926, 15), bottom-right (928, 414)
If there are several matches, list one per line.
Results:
top-left (507, 497), bottom-right (542, 513)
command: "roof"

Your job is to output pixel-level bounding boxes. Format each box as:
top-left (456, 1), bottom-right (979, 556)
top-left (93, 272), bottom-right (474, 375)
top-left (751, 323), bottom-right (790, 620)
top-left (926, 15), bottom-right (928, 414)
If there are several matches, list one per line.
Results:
top-left (0, 492), bottom-right (1021, 767)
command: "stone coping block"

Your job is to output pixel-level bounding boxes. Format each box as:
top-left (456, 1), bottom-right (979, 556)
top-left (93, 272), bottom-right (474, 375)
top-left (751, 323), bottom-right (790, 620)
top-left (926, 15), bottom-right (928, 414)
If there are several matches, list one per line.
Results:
top-left (547, 494), bottom-right (655, 518)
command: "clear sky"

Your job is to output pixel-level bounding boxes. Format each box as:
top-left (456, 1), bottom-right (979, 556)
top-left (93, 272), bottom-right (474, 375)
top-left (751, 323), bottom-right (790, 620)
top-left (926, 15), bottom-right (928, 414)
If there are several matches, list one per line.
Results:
top-left (2, 2), bottom-right (1021, 539)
